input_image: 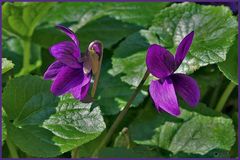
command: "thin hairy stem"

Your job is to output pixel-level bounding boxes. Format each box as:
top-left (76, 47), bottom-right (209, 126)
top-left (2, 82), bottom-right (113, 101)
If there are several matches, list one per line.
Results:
top-left (215, 82), bottom-right (236, 112)
top-left (91, 70), bottom-right (150, 157)
top-left (6, 138), bottom-right (19, 158)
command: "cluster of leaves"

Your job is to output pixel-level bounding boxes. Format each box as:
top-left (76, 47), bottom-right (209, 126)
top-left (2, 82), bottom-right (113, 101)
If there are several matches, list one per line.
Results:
top-left (2, 2), bottom-right (238, 158)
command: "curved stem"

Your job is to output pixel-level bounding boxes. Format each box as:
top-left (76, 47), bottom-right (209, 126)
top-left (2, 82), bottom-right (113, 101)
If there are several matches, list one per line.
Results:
top-left (215, 82), bottom-right (236, 112)
top-left (91, 48), bottom-right (103, 97)
top-left (18, 39), bottom-right (31, 76)
top-left (91, 70), bottom-right (150, 157)
top-left (6, 138), bottom-right (19, 158)
top-left (71, 148), bottom-right (79, 159)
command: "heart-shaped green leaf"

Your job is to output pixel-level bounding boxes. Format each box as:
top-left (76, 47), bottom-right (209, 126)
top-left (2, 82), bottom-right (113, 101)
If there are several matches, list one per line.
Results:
top-left (3, 76), bottom-right (106, 157)
top-left (129, 101), bottom-right (236, 155)
top-left (3, 76), bottom-right (51, 120)
top-left (111, 3), bottom-right (237, 86)
top-left (34, 2), bottom-right (169, 50)
top-left (45, 2), bottom-right (170, 28)
top-left (151, 3), bottom-right (237, 74)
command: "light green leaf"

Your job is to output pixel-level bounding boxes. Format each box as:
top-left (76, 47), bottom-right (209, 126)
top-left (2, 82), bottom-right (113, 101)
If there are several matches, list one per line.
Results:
top-left (218, 37), bottom-right (238, 84)
top-left (42, 98), bottom-right (106, 155)
top-left (151, 3), bottom-right (237, 74)
top-left (44, 2), bottom-right (103, 27)
top-left (2, 58), bottom-right (14, 74)
top-left (2, 2), bottom-right (54, 38)
top-left (129, 101), bottom-right (236, 155)
top-left (46, 2), bottom-right (170, 28)
top-left (2, 2), bottom-right (54, 75)
top-left (96, 54), bottom-right (147, 115)
top-left (111, 3), bottom-right (237, 86)
top-left (3, 76), bottom-right (106, 157)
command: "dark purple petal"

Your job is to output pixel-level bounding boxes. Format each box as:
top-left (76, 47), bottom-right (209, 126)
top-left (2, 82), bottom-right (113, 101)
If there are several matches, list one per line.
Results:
top-left (146, 44), bottom-right (175, 79)
top-left (56, 25), bottom-right (80, 58)
top-left (49, 41), bottom-right (81, 68)
top-left (70, 73), bottom-right (91, 100)
top-left (56, 25), bottom-right (80, 47)
top-left (51, 66), bottom-right (84, 96)
top-left (43, 61), bottom-right (65, 80)
top-left (171, 73), bottom-right (200, 107)
top-left (149, 78), bottom-right (180, 116)
top-left (175, 31), bottom-right (194, 69)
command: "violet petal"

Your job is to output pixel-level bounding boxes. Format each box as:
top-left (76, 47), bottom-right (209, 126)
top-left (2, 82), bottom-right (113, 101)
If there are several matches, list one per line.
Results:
top-left (149, 78), bottom-right (180, 116)
top-left (171, 73), bottom-right (200, 107)
top-left (146, 44), bottom-right (175, 79)
top-left (43, 61), bottom-right (65, 80)
top-left (56, 25), bottom-right (80, 50)
top-left (175, 31), bottom-right (194, 69)
top-left (49, 41), bottom-right (81, 68)
top-left (70, 73), bottom-right (91, 100)
top-left (51, 66), bottom-right (84, 96)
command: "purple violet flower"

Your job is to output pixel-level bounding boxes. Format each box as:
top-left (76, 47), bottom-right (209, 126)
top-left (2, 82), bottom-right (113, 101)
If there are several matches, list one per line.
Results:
top-left (44, 25), bottom-right (100, 101)
top-left (146, 31), bottom-right (200, 116)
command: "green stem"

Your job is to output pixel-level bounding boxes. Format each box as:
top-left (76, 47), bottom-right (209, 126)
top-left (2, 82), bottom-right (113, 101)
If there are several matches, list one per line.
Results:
top-left (215, 82), bottom-right (236, 112)
top-left (6, 138), bottom-right (19, 158)
top-left (91, 70), bottom-right (150, 157)
top-left (71, 148), bottom-right (79, 159)
top-left (18, 39), bottom-right (31, 75)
